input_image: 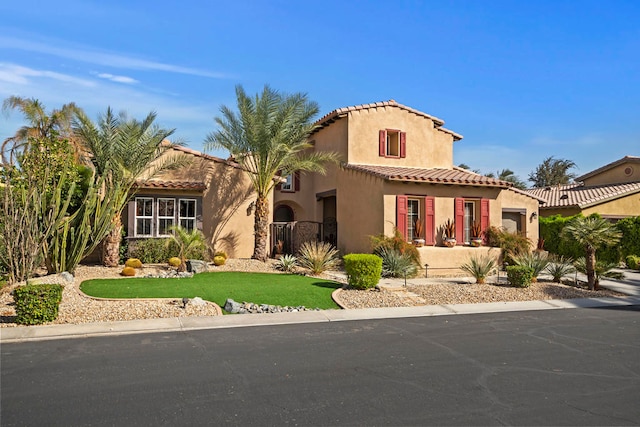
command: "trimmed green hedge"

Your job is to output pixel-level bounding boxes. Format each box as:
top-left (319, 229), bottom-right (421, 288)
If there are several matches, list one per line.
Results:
top-left (343, 254), bottom-right (382, 290)
top-left (506, 265), bottom-right (534, 288)
top-left (13, 283), bottom-right (63, 325)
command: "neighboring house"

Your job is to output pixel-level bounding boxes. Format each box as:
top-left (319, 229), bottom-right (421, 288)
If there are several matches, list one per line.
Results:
top-left (527, 156), bottom-right (640, 219)
top-left (124, 145), bottom-right (262, 258)
top-left (273, 100), bottom-right (541, 272)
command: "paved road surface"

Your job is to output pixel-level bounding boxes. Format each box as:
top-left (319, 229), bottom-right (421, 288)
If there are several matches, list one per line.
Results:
top-left (2, 306), bottom-right (639, 426)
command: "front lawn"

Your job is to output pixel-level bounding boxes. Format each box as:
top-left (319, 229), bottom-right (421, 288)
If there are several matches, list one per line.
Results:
top-left (80, 272), bottom-right (341, 310)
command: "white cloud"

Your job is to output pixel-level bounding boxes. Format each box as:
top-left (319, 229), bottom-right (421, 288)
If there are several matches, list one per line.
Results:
top-left (0, 63), bottom-right (96, 87)
top-left (0, 35), bottom-right (230, 79)
top-left (96, 73), bottom-right (138, 84)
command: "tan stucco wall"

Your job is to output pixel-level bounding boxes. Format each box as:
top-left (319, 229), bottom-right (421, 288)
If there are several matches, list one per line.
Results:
top-left (418, 246), bottom-right (502, 276)
top-left (582, 162), bottom-right (640, 186)
top-left (497, 189), bottom-right (540, 243)
top-left (346, 107), bottom-right (455, 168)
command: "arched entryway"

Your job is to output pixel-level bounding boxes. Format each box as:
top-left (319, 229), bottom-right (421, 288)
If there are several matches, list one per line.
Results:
top-left (274, 204), bottom-right (294, 222)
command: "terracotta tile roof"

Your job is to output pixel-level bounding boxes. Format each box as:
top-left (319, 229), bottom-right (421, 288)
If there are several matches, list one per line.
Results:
top-left (576, 155), bottom-right (640, 181)
top-left (133, 180), bottom-right (206, 191)
top-left (343, 163), bottom-right (512, 188)
top-left (171, 145), bottom-right (244, 170)
top-left (526, 181), bottom-right (640, 209)
top-left (312, 99), bottom-right (463, 141)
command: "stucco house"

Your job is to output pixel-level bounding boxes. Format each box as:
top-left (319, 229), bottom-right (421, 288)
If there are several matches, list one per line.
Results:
top-left (123, 145), bottom-right (263, 258)
top-left (527, 156), bottom-right (640, 219)
top-left (273, 100), bottom-right (541, 272)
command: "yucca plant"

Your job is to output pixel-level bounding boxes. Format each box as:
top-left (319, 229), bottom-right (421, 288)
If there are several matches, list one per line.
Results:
top-left (545, 255), bottom-right (575, 283)
top-left (297, 241), bottom-right (340, 275)
top-left (275, 254), bottom-right (298, 273)
top-left (510, 251), bottom-right (549, 282)
top-left (459, 255), bottom-right (496, 284)
top-left (574, 257), bottom-right (624, 290)
top-left (375, 246), bottom-right (418, 278)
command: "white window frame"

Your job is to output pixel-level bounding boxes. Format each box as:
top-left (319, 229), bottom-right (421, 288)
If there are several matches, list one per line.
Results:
top-left (157, 198), bottom-right (175, 237)
top-left (179, 199), bottom-right (197, 232)
top-left (463, 201), bottom-right (477, 244)
top-left (135, 197), bottom-right (154, 237)
top-left (281, 174), bottom-right (294, 191)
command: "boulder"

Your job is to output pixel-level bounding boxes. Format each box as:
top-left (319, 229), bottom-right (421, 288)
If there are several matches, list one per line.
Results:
top-left (186, 259), bottom-right (208, 274)
top-left (224, 298), bottom-right (242, 314)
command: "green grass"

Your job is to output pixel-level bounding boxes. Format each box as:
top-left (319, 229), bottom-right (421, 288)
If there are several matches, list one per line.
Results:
top-left (80, 272), bottom-right (341, 310)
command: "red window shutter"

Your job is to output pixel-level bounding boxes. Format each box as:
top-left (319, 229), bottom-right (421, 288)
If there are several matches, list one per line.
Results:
top-left (481, 198), bottom-right (490, 244)
top-left (454, 197), bottom-right (465, 244)
top-left (294, 172), bottom-right (300, 192)
top-left (379, 130), bottom-right (387, 157)
top-left (396, 195), bottom-right (408, 241)
top-left (425, 196), bottom-right (435, 245)
top-left (400, 132), bottom-right (406, 158)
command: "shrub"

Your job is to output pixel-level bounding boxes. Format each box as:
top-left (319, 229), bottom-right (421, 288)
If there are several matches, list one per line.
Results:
top-left (506, 265), bottom-right (535, 288)
top-left (168, 257), bottom-right (181, 267)
top-left (369, 229), bottom-right (421, 266)
top-left (297, 241), bottom-right (340, 275)
top-left (343, 254), bottom-right (382, 290)
top-left (124, 258), bottom-right (143, 269)
top-left (275, 254), bottom-right (298, 272)
top-left (617, 216), bottom-right (640, 260)
top-left (375, 246), bottom-right (418, 278)
top-left (121, 266), bottom-right (136, 277)
top-left (485, 226), bottom-right (532, 265)
top-left (459, 255), bottom-right (496, 284)
top-left (13, 283), bottom-right (63, 325)
top-left (213, 255), bottom-right (226, 266)
top-left (130, 238), bottom-right (173, 264)
top-left (545, 255), bottom-right (576, 282)
top-left (510, 251), bottom-right (549, 282)
top-left (625, 255), bottom-right (640, 270)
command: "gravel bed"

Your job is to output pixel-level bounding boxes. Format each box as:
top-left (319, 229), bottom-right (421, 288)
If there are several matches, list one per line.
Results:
top-left (0, 260), bottom-right (628, 326)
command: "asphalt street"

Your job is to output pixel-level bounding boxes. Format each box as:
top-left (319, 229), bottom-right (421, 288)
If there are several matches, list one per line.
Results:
top-left (2, 306), bottom-right (639, 426)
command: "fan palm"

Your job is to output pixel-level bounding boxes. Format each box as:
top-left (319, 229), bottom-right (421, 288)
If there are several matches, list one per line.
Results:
top-left (73, 108), bottom-right (187, 266)
top-left (167, 225), bottom-right (207, 272)
top-left (205, 85), bottom-right (339, 261)
top-left (561, 216), bottom-right (622, 290)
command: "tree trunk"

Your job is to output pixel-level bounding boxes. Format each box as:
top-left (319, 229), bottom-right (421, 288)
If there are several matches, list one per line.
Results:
top-left (252, 195), bottom-right (270, 262)
top-left (586, 246), bottom-right (597, 291)
top-left (101, 215), bottom-right (122, 267)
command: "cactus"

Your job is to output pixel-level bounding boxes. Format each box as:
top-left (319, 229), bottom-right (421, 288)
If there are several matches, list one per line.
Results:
top-left (213, 255), bottom-right (226, 266)
top-left (120, 266), bottom-right (136, 276)
top-left (168, 257), bottom-right (181, 267)
top-left (125, 258), bottom-right (143, 268)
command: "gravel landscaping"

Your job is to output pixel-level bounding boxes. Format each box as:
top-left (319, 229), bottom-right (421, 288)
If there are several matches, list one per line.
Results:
top-left (0, 259), bottom-right (627, 327)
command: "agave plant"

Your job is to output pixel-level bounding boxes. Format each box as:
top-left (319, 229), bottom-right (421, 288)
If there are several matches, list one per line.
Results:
top-left (459, 255), bottom-right (496, 284)
top-left (275, 254), bottom-right (298, 273)
top-left (297, 241), bottom-right (340, 275)
top-left (574, 257), bottom-right (624, 290)
top-left (375, 246), bottom-right (418, 278)
top-left (545, 255), bottom-right (575, 283)
top-left (510, 251), bottom-right (549, 282)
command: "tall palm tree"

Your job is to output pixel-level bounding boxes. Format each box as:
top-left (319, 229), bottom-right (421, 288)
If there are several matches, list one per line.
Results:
top-left (561, 216), bottom-right (622, 290)
top-left (205, 85), bottom-right (338, 261)
top-left (1, 96), bottom-right (83, 164)
top-left (486, 169), bottom-right (527, 189)
top-left (73, 108), bottom-right (184, 266)
top-left (528, 156), bottom-right (577, 187)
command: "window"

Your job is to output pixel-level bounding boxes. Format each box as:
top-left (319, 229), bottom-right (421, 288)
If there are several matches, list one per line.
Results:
top-left (407, 199), bottom-right (420, 241)
top-left (281, 174), bottom-right (293, 191)
top-left (463, 201), bottom-right (476, 243)
top-left (379, 129), bottom-right (406, 158)
top-left (135, 197), bottom-right (154, 237)
top-left (157, 198), bottom-right (175, 236)
top-left (179, 199), bottom-right (197, 232)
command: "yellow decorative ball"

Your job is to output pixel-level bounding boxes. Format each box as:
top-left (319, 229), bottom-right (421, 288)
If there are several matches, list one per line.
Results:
top-left (121, 266), bottom-right (136, 276)
top-left (125, 258), bottom-right (142, 269)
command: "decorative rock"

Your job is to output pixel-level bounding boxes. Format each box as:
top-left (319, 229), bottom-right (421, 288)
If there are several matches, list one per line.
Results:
top-left (191, 297), bottom-right (206, 306)
top-left (222, 298), bottom-right (317, 315)
top-left (186, 260), bottom-right (208, 274)
top-left (224, 298), bottom-right (242, 314)
top-left (60, 272), bottom-right (74, 283)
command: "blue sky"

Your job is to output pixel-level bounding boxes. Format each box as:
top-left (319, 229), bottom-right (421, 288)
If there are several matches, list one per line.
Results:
top-left (1, 0), bottom-right (638, 185)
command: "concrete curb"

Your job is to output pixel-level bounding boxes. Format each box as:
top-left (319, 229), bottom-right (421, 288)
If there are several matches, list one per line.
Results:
top-left (2, 295), bottom-right (638, 344)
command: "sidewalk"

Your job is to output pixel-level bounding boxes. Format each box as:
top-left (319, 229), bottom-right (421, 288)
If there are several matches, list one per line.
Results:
top-left (2, 270), bottom-right (639, 344)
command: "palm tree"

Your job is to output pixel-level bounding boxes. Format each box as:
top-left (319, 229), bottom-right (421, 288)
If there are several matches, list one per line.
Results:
top-left (561, 216), bottom-right (622, 290)
top-left (73, 108), bottom-right (185, 266)
top-left (486, 169), bottom-right (527, 190)
top-left (205, 85), bottom-right (339, 261)
top-left (167, 225), bottom-right (207, 272)
top-left (528, 156), bottom-right (577, 187)
top-left (1, 96), bottom-right (83, 164)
